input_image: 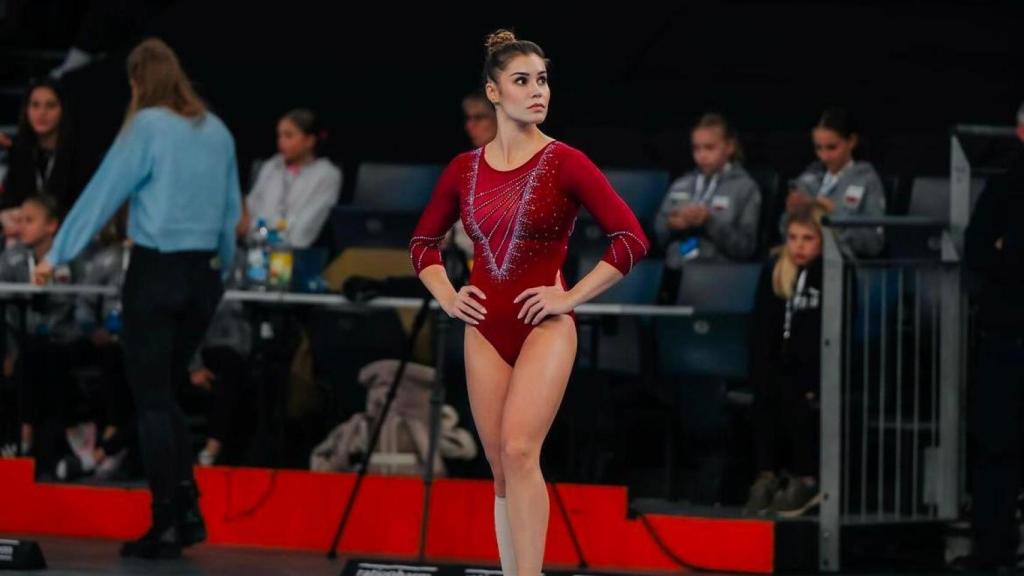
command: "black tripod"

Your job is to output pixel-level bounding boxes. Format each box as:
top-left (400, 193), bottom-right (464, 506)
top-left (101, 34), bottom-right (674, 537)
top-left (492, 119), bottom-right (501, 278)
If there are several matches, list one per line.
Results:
top-left (326, 291), bottom-right (440, 560)
top-left (327, 248), bottom-right (467, 561)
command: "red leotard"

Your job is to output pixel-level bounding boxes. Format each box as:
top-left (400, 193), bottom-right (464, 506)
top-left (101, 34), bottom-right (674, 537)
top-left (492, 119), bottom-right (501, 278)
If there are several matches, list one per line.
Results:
top-left (410, 141), bottom-right (649, 366)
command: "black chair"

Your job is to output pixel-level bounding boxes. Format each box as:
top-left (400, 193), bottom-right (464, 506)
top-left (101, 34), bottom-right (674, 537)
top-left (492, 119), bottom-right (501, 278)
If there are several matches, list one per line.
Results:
top-left (657, 260), bottom-right (760, 383)
top-left (675, 261), bottom-right (763, 313)
top-left (571, 168), bottom-right (670, 256)
top-left (350, 162), bottom-right (443, 211)
top-left (602, 168), bottom-right (671, 224)
top-left (574, 255), bottom-right (663, 375)
top-left (331, 206), bottom-right (420, 252)
top-left (653, 262), bottom-right (761, 503)
top-left (562, 255), bottom-right (664, 486)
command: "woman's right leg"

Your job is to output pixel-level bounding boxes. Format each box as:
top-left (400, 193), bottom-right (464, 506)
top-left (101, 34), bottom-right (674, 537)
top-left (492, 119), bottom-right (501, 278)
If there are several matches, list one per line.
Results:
top-left (119, 248), bottom-right (191, 557)
top-left (121, 276), bottom-right (181, 546)
top-left (164, 260), bottom-right (223, 547)
top-left (464, 326), bottom-right (515, 574)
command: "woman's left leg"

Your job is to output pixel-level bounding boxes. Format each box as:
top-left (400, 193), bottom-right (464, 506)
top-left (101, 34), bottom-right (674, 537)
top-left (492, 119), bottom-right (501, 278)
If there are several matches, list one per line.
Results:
top-left (501, 315), bottom-right (577, 575)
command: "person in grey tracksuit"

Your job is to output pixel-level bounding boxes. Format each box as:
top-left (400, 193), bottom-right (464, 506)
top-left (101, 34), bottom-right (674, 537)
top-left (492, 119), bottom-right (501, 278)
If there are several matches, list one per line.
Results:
top-left (0, 195), bottom-right (82, 467)
top-left (785, 160), bottom-right (886, 257)
top-left (655, 162), bottom-right (762, 266)
top-left (782, 107), bottom-right (886, 257)
top-left (1, 245), bottom-right (80, 355)
top-left (653, 113), bottom-right (761, 301)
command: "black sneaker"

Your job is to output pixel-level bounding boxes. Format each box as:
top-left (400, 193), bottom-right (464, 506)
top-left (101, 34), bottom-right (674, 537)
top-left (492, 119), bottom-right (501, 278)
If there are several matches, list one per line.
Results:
top-left (176, 483), bottom-right (207, 547)
top-left (120, 515), bottom-right (181, 559)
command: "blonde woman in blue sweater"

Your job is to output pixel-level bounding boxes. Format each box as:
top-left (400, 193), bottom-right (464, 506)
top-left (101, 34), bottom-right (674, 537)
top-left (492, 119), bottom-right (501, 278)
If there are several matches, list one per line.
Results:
top-left (34, 38), bottom-right (241, 560)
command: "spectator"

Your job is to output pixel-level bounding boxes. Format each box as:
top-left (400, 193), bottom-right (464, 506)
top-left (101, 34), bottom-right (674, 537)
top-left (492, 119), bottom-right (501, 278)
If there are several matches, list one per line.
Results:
top-left (746, 201), bottom-right (827, 516)
top-left (0, 195), bottom-right (82, 469)
top-left (783, 106), bottom-right (885, 257)
top-left (654, 113), bottom-right (761, 300)
top-left (960, 101), bottom-right (1024, 572)
top-left (245, 108), bottom-right (341, 248)
top-left (0, 77), bottom-right (94, 218)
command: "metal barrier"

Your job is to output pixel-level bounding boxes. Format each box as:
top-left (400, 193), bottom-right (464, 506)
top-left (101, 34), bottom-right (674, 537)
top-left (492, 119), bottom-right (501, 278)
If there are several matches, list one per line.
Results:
top-left (818, 221), bottom-right (963, 571)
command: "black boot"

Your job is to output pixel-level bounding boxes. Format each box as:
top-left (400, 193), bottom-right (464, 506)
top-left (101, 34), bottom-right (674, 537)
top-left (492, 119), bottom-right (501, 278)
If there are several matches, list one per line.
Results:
top-left (120, 500), bottom-right (181, 559)
top-left (176, 482), bottom-right (207, 547)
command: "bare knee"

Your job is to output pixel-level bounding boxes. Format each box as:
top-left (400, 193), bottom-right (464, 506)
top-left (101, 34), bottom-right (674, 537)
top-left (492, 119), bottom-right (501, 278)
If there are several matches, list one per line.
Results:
top-left (500, 436), bottom-right (540, 476)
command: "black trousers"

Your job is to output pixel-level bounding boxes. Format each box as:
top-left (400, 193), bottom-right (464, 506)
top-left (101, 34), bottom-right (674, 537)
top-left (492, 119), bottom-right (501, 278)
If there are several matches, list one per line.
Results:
top-left (121, 246), bottom-right (222, 509)
top-left (753, 368), bottom-right (821, 478)
top-left (971, 329), bottom-right (1024, 565)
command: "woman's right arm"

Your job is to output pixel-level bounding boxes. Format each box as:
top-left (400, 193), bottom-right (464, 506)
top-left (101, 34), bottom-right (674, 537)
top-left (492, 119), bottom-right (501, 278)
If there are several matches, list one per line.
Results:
top-left (409, 156), bottom-right (487, 325)
top-left (47, 115), bottom-right (155, 266)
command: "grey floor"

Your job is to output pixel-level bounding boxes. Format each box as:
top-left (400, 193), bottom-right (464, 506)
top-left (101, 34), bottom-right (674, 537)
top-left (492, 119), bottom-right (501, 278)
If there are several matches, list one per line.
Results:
top-left (5, 534), bottom-right (972, 575)
top-left (4, 536), bottom-right (346, 576)
top-left (2, 536), bottom-right (698, 575)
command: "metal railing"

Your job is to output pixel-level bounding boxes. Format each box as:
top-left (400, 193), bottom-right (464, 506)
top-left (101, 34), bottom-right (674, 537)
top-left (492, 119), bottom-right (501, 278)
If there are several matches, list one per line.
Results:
top-left (818, 222), bottom-right (963, 571)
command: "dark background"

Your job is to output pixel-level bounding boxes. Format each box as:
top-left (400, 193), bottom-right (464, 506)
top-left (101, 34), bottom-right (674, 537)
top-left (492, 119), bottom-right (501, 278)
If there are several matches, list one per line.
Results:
top-left (3, 1), bottom-right (1020, 190)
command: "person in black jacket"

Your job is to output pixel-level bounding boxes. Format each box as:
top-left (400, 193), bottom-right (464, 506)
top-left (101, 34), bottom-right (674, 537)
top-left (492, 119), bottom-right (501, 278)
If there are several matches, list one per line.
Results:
top-left (746, 201), bottom-right (827, 516)
top-left (0, 78), bottom-right (94, 219)
top-left (960, 103), bottom-right (1024, 572)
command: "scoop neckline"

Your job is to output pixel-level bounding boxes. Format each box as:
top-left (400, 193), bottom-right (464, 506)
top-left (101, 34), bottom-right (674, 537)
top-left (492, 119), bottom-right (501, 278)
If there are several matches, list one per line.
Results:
top-left (480, 140), bottom-right (557, 173)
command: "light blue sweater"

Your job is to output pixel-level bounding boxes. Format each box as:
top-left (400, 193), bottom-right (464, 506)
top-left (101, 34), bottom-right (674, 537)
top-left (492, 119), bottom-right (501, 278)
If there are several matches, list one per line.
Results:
top-left (47, 107), bottom-right (242, 272)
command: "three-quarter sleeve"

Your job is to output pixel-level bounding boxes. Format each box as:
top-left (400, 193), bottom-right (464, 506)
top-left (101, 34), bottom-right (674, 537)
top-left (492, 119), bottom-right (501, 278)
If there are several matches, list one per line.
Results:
top-left (409, 156), bottom-right (464, 274)
top-left (558, 146), bottom-right (649, 275)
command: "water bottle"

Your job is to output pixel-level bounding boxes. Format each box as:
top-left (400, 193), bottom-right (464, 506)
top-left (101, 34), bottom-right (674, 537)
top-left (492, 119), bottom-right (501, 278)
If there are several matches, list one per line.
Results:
top-left (245, 218), bottom-right (270, 290)
top-left (268, 219), bottom-right (293, 291)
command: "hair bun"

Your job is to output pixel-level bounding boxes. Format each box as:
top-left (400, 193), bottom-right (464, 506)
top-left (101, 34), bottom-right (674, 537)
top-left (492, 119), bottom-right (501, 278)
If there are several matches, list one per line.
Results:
top-left (485, 29), bottom-right (517, 55)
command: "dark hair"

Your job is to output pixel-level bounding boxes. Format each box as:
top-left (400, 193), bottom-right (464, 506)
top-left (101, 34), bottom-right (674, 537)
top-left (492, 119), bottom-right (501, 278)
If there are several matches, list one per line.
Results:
top-left (816, 106), bottom-right (858, 139)
top-left (281, 108), bottom-right (328, 144)
top-left (1, 77), bottom-right (76, 212)
top-left (16, 78), bottom-right (70, 146)
top-left (482, 29), bottom-right (549, 85)
top-left (22, 193), bottom-right (60, 221)
top-left (463, 90), bottom-right (495, 112)
top-left (693, 112), bottom-right (744, 163)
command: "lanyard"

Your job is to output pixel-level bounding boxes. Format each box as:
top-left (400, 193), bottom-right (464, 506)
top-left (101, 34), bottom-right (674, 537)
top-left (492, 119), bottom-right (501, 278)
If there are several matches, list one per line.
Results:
top-left (694, 172), bottom-right (719, 205)
top-left (35, 152), bottom-right (55, 194)
top-left (278, 163), bottom-right (303, 221)
top-left (783, 268), bottom-right (808, 340)
top-left (819, 161), bottom-right (853, 198)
